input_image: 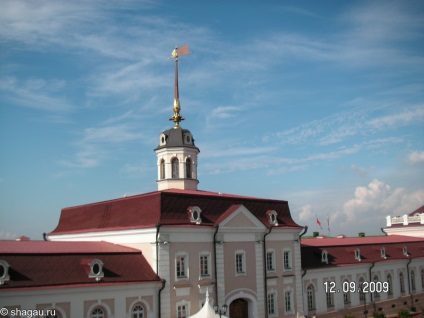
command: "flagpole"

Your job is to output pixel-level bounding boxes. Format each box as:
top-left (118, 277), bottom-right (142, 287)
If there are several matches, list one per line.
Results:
top-left (327, 213), bottom-right (330, 237)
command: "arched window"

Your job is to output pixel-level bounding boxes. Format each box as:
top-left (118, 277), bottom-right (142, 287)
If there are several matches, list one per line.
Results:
top-left (343, 280), bottom-right (351, 304)
top-left (387, 273), bottom-right (393, 295)
top-left (410, 270), bottom-right (416, 291)
top-left (160, 159), bottom-right (165, 179)
top-left (359, 277), bottom-right (365, 301)
top-left (171, 158), bottom-right (179, 179)
top-left (421, 268), bottom-right (424, 290)
top-left (132, 304), bottom-right (144, 318)
top-left (185, 158), bottom-right (192, 179)
top-left (373, 275), bottom-right (380, 299)
top-left (400, 272), bottom-right (405, 293)
top-left (307, 285), bottom-right (315, 310)
top-left (90, 307), bottom-right (106, 318)
top-left (326, 288), bottom-right (334, 308)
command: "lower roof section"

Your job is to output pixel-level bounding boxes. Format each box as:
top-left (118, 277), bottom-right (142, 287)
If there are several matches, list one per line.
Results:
top-left (0, 240), bottom-right (160, 289)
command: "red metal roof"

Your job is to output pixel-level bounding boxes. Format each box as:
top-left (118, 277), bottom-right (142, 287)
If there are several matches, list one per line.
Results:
top-left (49, 189), bottom-right (301, 235)
top-left (301, 235), bottom-right (424, 269)
top-left (0, 240), bottom-right (139, 254)
top-left (408, 204), bottom-right (424, 216)
top-left (301, 235), bottom-right (424, 247)
top-left (0, 241), bottom-right (160, 289)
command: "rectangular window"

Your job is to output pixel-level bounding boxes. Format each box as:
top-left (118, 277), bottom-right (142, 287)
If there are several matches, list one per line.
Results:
top-left (200, 254), bottom-right (209, 277)
top-left (266, 251), bottom-right (275, 271)
top-left (176, 255), bottom-right (187, 278)
top-left (177, 305), bottom-right (187, 318)
top-left (267, 293), bottom-right (276, 315)
top-left (235, 252), bottom-right (245, 274)
top-left (326, 291), bottom-right (334, 307)
top-left (285, 291), bottom-right (292, 312)
top-left (283, 251), bottom-right (291, 270)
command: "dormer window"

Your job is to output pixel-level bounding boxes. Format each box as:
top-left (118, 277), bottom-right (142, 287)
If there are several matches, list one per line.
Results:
top-left (159, 133), bottom-right (167, 146)
top-left (403, 245), bottom-right (409, 257)
top-left (81, 258), bottom-right (104, 281)
top-left (188, 206), bottom-right (202, 224)
top-left (355, 248), bottom-right (361, 261)
top-left (0, 260), bottom-right (10, 285)
top-left (266, 210), bottom-right (278, 226)
top-left (321, 250), bottom-right (328, 264)
top-left (380, 247), bottom-right (386, 259)
top-left (183, 132), bottom-right (193, 145)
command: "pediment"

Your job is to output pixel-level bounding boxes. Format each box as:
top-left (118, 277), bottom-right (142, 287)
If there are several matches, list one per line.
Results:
top-left (218, 204), bottom-right (266, 230)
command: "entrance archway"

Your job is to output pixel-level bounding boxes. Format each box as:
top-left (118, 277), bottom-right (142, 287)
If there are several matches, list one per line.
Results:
top-left (229, 298), bottom-right (248, 318)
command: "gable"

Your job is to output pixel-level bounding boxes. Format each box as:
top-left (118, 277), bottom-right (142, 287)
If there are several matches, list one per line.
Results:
top-left (218, 204), bottom-right (266, 230)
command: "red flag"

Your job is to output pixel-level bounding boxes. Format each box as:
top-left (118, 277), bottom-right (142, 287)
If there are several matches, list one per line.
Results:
top-left (316, 215), bottom-right (322, 229)
top-left (177, 45), bottom-right (190, 57)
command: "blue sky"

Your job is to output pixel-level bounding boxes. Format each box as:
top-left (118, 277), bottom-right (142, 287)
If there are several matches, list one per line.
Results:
top-left (1, 0), bottom-right (423, 240)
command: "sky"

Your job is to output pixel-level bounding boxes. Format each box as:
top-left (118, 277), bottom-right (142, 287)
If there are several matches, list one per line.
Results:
top-left (1, 0), bottom-right (424, 240)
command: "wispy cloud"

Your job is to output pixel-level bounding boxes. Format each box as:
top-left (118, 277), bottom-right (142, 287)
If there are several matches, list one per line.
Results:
top-left (0, 230), bottom-right (18, 240)
top-left (367, 105), bottom-right (424, 130)
top-left (60, 124), bottom-right (143, 168)
top-left (0, 77), bottom-right (73, 112)
top-left (408, 150), bottom-right (424, 164)
top-left (268, 104), bottom-right (423, 147)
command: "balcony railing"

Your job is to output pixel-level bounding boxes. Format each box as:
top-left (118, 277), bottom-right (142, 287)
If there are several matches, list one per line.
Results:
top-left (386, 213), bottom-right (424, 226)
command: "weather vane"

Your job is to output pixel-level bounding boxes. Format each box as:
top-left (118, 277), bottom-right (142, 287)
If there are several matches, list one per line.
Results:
top-left (169, 45), bottom-right (190, 128)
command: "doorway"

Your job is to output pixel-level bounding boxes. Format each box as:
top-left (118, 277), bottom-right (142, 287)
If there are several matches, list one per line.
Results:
top-left (229, 298), bottom-right (248, 318)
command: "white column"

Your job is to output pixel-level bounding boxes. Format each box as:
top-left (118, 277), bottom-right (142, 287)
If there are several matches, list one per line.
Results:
top-left (255, 242), bottom-right (265, 317)
top-left (216, 243), bottom-right (226, 306)
top-left (159, 244), bottom-right (171, 318)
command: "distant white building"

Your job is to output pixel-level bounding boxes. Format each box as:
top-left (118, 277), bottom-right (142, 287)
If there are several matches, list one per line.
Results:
top-left (385, 205), bottom-right (424, 237)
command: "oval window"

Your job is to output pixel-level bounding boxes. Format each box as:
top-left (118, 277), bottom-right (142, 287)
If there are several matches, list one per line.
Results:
top-left (193, 210), bottom-right (198, 220)
top-left (92, 263), bottom-right (101, 275)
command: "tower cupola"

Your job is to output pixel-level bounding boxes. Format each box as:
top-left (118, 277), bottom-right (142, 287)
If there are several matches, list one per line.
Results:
top-left (154, 46), bottom-right (200, 191)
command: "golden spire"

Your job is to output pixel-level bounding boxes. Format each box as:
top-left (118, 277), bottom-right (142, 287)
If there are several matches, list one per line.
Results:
top-left (169, 45), bottom-right (190, 128)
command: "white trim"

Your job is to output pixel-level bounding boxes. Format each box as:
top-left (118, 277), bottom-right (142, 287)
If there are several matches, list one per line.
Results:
top-left (86, 301), bottom-right (113, 318)
top-left (235, 250), bottom-right (246, 277)
top-left (127, 298), bottom-right (152, 318)
top-left (225, 289), bottom-right (258, 318)
top-left (199, 251), bottom-right (212, 279)
top-left (48, 227), bottom-right (157, 243)
top-left (283, 248), bottom-right (292, 271)
top-left (176, 299), bottom-right (190, 318)
top-left (175, 251), bottom-right (189, 281)
top-left (267, 289), bottom-right (278, 317)
top-left (284, 287), bottom-right (294, 315)
top-left (266, 249), bottom-right (276, 272)
top-left (218, 205), bottom-right (266, 231)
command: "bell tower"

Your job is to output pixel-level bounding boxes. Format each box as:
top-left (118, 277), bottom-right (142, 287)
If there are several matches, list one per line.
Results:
top-left (154, 46), bottom-right (200, 191)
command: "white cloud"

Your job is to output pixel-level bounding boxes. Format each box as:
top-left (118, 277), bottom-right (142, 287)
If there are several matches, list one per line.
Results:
top-left (211, 106), bottom-right (241, 119)
top-left (298, 204), bottom-right (314, 223)
top-left (408, 151), bottom-right (424, 164)
top-left (60, 124), bottom-right (143, 168)
top-left (0, 76), bottom-right (73, 112)
top-left (368, 105), bottom-right (424, 130)
top-left (334, 179), bottom-right (424, 228)
top-left (0, 230), bottom-right (18, 240)
top-left (350, 164), bottom-right (367, 176)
